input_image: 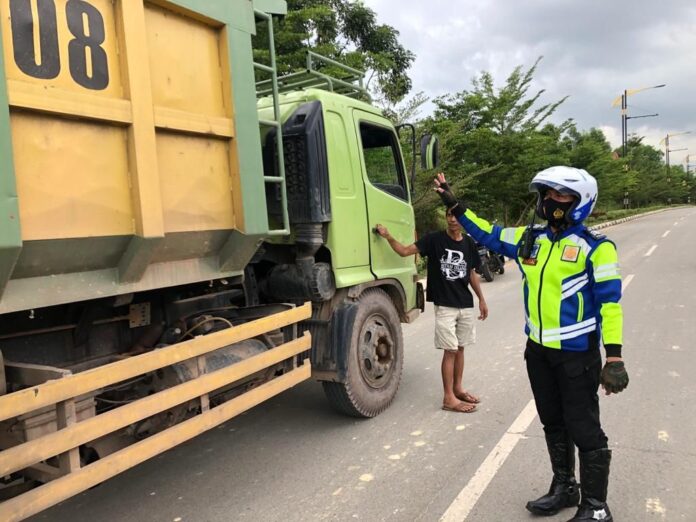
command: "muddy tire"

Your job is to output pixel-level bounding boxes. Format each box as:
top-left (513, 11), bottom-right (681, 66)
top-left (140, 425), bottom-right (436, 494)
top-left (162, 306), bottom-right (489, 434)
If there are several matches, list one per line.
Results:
top-left (322, 289), bottom-right (404, 418)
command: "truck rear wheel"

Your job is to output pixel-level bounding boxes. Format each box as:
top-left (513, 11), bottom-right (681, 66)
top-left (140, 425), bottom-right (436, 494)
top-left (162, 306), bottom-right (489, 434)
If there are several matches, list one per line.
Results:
top-left (322, 289), bottom-right (403, 418)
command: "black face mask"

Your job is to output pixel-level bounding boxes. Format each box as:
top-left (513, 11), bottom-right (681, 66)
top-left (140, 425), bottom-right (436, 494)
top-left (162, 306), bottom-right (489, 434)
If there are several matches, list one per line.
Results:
top-left (542, 198), bottom-right (574, 228)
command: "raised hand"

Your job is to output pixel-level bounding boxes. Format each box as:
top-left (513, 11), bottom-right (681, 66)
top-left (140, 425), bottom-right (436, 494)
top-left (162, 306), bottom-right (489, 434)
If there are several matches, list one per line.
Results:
top-left (435, 172), bottom-right (450, 193)
top-left (434, 173), bottom-right (459, 209)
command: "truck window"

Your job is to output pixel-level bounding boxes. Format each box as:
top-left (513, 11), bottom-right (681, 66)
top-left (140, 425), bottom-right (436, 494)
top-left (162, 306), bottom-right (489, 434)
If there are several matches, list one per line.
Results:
top-left (359, 123), bottom-right (408, 201)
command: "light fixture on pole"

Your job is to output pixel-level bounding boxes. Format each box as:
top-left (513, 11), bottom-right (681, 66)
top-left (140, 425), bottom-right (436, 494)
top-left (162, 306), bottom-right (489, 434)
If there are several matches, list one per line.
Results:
top-left (612, 84), bottom-right (666, 157)
top-left (626, 113), bottom-right (658, 122)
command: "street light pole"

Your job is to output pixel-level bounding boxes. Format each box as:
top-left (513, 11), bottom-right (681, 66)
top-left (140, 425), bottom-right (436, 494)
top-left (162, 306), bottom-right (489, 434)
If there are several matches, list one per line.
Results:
top-left (613, 83), bottom-right (666, 156)
top-left (625, 113), bottom-right (658, 157)
top-left (685, 155), bottom-right (696, 174)
top-left (667, 147), bottom-right (688, 174)
top-left (662, 131), bottom-right (691, 174)
top-left (621, 91), bottom-right (627, 157)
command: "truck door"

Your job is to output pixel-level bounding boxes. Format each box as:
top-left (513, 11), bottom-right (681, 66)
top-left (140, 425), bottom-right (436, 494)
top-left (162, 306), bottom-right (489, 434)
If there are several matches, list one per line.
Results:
top-left (353, 111), bottom-right (417, 296)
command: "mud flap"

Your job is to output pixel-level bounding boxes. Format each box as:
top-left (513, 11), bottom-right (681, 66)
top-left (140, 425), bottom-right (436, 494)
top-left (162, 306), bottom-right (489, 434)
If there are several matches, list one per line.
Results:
top-left (329, 301), bottom-right (359, 383)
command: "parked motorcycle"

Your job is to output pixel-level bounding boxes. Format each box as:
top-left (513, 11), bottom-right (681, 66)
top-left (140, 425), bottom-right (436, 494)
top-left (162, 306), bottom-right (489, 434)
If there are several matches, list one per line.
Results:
top-left (475, 243), bottom-right (506, 282)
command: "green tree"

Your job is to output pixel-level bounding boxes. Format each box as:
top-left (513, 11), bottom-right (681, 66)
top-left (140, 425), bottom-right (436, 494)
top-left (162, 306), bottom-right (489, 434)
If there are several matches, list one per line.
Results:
top-left (413, 58), bottom-right (571, 232)
top-left (563, 127), bottom-right (626, 210)
top-left (624, 138), bottom-right (666, 207)
top-left (379, 91), bottom-right (429, 125)
top-left (254, 0), bottom-right (415, 103)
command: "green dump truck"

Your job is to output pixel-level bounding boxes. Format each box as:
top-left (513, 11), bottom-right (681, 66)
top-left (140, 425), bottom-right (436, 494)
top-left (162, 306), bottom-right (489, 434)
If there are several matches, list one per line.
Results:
top-left (0, 1), bottom-right (433, 518)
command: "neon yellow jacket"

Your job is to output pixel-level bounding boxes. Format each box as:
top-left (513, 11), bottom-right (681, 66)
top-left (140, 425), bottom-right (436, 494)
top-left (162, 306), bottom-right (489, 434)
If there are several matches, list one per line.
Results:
top-left (460, 209), bottom-right (623, 352)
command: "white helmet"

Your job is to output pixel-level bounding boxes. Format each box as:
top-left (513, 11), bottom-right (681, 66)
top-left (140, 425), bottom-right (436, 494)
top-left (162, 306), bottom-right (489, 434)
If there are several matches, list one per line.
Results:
top-left (529, 166), bottom-right (598, 224)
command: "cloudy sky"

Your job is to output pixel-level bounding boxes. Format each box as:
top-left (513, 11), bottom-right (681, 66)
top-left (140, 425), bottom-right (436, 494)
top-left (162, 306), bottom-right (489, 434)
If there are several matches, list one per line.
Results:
top-left (366, 0), bottom-right (696, 169)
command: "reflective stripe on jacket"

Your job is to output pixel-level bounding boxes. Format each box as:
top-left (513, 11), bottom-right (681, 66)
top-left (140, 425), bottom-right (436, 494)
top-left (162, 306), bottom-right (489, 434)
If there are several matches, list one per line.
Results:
top-left (459, 208), bottom-right (623, 351)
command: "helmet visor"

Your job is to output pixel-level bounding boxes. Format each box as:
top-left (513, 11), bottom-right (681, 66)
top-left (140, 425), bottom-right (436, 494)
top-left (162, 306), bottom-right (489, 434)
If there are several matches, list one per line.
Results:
top-left (529, 180), bottom-right (579, 198)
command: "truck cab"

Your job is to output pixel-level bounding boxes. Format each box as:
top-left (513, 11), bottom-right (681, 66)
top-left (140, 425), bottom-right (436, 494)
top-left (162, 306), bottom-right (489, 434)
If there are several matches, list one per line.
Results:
top-left (259, 89), bottom-right (418, 308)
top-left (255, 87), bottom-right (426, 417)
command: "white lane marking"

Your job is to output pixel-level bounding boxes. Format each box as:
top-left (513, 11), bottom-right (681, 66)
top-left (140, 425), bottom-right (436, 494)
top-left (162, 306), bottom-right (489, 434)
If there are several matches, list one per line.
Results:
top-left (623, 274), bottom-right (635, 291)
top-left (644, 245), bottom-right (658, 257)
top-left (440, 400), bottom-right (537, 522)
top-left (646, 497), bottom-right (667, 518)
top-left (662, 230), bottom-right (670, 238)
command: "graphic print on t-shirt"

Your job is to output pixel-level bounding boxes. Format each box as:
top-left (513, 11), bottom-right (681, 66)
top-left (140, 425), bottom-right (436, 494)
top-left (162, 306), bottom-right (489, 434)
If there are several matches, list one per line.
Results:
top-left (415, 231), bottom-right (478, 308)
top-left (440, 248), bottom-right (468, 281)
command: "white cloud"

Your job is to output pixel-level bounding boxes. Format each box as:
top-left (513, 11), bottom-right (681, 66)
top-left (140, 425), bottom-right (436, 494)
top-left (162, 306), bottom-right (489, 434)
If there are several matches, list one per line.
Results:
top-left (365, 0), bottom-right (696, 168)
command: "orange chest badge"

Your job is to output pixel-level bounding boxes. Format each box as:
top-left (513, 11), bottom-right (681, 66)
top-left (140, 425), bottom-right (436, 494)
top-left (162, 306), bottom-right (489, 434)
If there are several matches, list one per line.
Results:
top-left (561, 245), bottom-right (580, 262)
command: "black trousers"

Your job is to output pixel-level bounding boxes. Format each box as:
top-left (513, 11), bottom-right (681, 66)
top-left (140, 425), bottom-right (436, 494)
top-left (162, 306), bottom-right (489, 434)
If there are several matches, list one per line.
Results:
top-left (525, 338), bottom-right (608, 452)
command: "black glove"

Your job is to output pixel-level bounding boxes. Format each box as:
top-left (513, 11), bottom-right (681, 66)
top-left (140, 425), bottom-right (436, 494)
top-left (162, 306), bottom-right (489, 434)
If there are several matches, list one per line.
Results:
top-left (437, 190), bottom-right (465, 219)
top-left (600, 361), bottom-right (629, 394)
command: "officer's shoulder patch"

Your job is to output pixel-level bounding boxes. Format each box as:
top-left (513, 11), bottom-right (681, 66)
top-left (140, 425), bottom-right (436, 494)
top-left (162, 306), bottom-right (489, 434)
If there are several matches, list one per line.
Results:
top-left (583, 228), bottom-right (605, 241)
top-left (530, 224), bottom-right (547, 237)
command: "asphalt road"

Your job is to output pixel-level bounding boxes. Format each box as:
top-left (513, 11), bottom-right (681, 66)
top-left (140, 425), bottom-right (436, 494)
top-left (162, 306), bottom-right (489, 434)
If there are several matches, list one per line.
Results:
top-left (32, 207), bottom-right (696, 522)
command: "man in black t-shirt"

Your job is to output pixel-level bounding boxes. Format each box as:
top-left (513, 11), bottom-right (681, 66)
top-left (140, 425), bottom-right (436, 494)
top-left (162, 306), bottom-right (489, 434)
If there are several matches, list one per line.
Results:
top-left (375, 209), bottom-right (488, 413)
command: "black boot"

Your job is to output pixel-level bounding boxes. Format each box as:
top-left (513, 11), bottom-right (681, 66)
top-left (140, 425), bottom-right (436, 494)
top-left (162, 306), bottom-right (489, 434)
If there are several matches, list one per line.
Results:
top-left (526, 432), bottom-right (580, 516)
top-left (568, 448), bottom-right (613, 521)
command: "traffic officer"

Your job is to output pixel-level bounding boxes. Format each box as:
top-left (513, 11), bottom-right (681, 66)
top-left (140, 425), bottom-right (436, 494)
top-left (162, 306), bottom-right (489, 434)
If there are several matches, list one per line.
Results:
top-left (435, 167), bottom-right (629, 522)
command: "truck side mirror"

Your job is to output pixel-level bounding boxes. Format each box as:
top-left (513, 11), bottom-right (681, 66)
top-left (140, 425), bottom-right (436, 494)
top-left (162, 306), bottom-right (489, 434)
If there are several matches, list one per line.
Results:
top-left (420, 134), bottom-right (439, 170)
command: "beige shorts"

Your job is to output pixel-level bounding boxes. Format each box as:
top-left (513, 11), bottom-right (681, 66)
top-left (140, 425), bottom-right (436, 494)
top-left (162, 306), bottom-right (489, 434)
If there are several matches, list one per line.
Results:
top-left (434, 306), bottom-right (476, 351)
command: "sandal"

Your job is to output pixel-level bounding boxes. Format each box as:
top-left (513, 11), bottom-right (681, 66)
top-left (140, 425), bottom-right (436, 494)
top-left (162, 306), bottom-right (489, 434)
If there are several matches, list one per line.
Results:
top-left (456, 391), bottom-right (480, 404)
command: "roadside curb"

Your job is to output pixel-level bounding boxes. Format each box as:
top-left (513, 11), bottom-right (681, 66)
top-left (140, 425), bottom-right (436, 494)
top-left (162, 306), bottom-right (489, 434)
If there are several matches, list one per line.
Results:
top-left (588, 208), bottom-right (670, 232)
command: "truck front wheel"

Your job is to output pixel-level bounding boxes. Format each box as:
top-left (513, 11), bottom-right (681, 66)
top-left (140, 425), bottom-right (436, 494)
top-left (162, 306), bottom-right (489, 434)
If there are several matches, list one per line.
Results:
top-left (322, 289), bottom-right (404, 418)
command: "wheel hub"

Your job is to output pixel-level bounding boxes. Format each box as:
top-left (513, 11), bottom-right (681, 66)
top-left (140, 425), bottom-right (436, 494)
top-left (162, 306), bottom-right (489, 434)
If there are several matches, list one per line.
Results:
top-left (358, 316), bottom-right (394, 389)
